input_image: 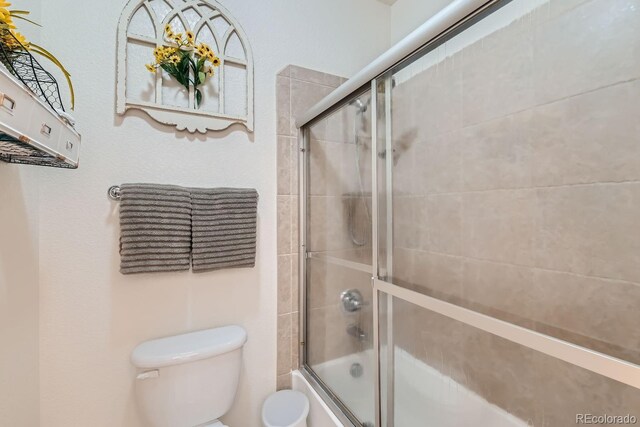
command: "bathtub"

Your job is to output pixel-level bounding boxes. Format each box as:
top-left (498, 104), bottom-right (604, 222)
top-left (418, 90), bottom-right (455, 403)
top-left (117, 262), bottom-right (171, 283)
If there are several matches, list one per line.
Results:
top-left (298, 348), bottom-right (527, 427)
top-left (292, 370), bottom-right (343, 427)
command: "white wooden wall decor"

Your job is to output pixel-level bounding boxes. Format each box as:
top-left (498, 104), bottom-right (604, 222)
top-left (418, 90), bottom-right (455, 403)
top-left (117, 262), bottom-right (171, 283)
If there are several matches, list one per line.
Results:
top-left (116, 0), bottom-right (254, 133)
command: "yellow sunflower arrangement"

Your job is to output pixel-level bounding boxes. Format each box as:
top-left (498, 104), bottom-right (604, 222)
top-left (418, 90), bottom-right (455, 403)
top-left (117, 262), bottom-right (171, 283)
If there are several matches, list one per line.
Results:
top-left (0, 1), bottom-right (75, 108)
top-left (146, 25), bottom-right (221, 108)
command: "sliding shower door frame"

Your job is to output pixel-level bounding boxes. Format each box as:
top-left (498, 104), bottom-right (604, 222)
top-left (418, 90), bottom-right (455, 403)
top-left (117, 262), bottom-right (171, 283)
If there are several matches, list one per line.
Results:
top-left (372, 73), bottom-right (396, 427)
top-left (296, 75), bottom-right (394, 427)
top-left (298, 0), bottom-right (640, 426)
top-left (371, 77), bottom-right (382, 427)
top-left (297, 124), bottom-right (357, 427)
top-left (298, 86), bottom-right (375, 427)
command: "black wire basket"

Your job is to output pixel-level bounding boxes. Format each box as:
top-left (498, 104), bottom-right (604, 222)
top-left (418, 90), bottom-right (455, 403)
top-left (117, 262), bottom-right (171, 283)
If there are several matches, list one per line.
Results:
top-left (0, 28), bottom-right (66, 112)
top-left (0, 133), bottom-right (75, 168)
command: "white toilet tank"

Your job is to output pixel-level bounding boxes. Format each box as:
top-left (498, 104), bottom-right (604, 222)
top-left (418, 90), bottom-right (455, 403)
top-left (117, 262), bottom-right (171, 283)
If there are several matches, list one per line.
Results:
top-left (131, 325), bottom-right (247, 427)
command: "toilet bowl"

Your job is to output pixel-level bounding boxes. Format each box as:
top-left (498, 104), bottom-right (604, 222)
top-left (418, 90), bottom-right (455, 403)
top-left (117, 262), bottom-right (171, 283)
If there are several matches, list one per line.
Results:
top-left (262, 390), bottom-right (310, 427)
top-left (131, 325), bottom-right (247, 427)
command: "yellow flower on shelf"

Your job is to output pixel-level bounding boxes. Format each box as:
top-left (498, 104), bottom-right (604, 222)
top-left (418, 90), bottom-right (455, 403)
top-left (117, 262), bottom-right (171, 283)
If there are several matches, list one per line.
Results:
top-left (0, 8), bottom-right (9, 19)
top-left (210, 56), bottom-right (221, 67)
top-left (169, 54), bottom-right (180, 65)
top-left (0, 4), bottom-right (75, 109)
top-left (145, 64), bottom-right (156, 73)
top-left (11, 30), bottom-right (28, 48)
top-left (164, 24), bottom-right (173, 37)
top-left (0, 12), bottom-right (15, 29)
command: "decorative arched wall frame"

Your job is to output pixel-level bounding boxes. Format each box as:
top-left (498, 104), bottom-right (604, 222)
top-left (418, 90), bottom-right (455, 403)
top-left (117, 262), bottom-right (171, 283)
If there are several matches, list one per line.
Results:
top-left (116, 0), bottom-right (254, 133)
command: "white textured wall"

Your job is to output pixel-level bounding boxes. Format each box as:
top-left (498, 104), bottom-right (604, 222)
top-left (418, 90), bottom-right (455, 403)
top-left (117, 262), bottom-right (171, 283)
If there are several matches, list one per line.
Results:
top-left (0, 1), bottom-right (42, 425)
top-left (0, 166), bottom-right (40, 427)
top-left (390, 0), bottom-right (453, 43)
top-left (35, 0), bottom-right (389, 426)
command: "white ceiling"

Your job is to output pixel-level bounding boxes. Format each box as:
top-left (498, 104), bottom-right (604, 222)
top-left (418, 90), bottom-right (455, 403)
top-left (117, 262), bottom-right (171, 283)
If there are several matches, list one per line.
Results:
top-left (375, 0), bottom-right (398, 5)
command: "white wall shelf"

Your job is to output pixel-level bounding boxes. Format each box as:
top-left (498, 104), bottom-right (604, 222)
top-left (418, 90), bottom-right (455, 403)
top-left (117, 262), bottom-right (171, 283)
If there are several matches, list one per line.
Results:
top-left (0, 66), bottom-right (81, 169)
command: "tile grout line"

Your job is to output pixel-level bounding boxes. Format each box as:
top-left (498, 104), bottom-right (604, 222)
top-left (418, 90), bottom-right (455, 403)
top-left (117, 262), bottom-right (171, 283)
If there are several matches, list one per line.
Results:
top-left (460, 76), bottom-right (640, 129)
top-left (386, 178), bottom-right (640, 197)
top-left (289, 75), bottom-right (344, 90)
top-left (395, 247), bottom-right (640, 288)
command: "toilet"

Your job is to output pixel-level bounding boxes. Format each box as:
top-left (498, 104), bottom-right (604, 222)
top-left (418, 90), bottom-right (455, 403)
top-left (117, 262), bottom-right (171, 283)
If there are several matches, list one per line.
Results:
top-left (131, 325), bottom-right (247, 427)
top-left (262, 390), bottom-right (309, 427)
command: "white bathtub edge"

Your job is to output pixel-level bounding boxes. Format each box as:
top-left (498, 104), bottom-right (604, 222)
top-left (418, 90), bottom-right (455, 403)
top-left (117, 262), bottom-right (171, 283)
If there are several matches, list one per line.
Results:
top-left (291, 370), bottom-right (344, 427)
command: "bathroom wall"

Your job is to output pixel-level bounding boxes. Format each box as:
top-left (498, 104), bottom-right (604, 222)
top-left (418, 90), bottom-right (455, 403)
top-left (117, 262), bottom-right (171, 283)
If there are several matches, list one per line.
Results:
top-left (390, 0), bottom-right (640, 424)
top-left (0, 166), bottom-right (40, 427)
top-left (34, 1), bottom-right (390, 426)
top-left (389, 0), bottom-right (452, 43)
top-left (0, 1), bottom-right (42, 425)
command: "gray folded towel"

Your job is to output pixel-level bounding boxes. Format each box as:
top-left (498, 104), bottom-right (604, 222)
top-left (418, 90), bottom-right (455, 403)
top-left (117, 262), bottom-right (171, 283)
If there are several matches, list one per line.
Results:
top-left (119, 184), bottom-right (192, 274)
top-left (190, 187), bottom-right (258, 272)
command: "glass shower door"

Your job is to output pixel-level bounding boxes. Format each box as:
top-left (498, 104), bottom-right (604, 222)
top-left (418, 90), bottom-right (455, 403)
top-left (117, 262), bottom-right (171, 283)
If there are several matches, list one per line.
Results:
top-left (302, 1), bottom-right (640, 426)
top-left (304, 90), bottom-right (375, 426)
top-left (380, 0), bottom-right (640, 425)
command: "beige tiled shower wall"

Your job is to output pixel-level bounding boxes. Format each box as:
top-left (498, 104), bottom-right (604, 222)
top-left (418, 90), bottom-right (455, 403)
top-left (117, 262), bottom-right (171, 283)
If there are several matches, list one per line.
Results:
top-left (390, 0), bottom-right (640, 424)
top-left (275, 65), bottom-right (346, 389)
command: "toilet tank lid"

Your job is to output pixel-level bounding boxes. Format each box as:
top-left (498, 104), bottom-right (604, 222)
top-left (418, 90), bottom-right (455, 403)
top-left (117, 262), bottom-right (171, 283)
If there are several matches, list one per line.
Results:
top-left (131, 325), bottom-right (247, 369)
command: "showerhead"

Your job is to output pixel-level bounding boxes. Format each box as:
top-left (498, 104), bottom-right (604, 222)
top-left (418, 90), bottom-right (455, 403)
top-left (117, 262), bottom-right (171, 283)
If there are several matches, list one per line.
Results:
top-left (351, 98), bottom-right (368, 113)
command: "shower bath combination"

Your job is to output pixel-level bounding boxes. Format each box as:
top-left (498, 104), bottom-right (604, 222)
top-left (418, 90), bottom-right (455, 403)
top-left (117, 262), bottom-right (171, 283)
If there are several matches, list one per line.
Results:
top-left (297, 0), bottom-right (640, 426)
